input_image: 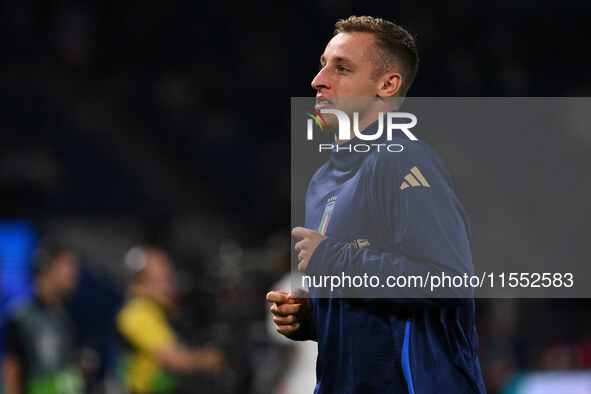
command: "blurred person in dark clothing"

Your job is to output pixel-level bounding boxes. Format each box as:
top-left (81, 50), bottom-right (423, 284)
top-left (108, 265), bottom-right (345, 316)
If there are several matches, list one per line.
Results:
top-left (117, 246), bottom-right (223, 394)
top-left (2, 245), bottom-right (83, 394)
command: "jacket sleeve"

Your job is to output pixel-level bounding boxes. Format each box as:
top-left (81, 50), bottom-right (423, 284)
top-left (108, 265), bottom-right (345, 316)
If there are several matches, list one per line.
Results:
top-left (305, 145), bottom-right (475, 305)
top-left (288, 311), bottom-right (317, 342)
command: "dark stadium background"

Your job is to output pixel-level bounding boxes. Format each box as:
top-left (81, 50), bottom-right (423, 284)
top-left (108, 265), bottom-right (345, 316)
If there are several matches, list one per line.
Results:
top-left (1, 1), bottom-right (590, 393)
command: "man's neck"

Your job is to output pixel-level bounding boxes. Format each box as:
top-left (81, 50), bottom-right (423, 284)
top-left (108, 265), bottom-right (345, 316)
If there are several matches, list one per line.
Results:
top-left (334, 103), bottom-right (399, 145)
top-left (334, 114), bottom-right (379, 145)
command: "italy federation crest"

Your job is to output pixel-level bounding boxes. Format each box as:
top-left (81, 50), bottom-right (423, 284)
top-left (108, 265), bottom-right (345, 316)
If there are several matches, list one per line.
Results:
top-left (318, 196), bottom-right (337, 235)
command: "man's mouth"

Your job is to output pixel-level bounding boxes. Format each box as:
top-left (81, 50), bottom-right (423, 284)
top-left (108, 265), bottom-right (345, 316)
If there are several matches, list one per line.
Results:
top-left (315, 97), bottom-right (333, 110)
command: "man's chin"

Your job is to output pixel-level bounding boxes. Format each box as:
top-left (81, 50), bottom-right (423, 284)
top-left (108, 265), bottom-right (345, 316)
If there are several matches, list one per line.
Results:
top-left (325, 121), bottom-right (339, 133)
top-left (318, 113), bottom-right (340, 132)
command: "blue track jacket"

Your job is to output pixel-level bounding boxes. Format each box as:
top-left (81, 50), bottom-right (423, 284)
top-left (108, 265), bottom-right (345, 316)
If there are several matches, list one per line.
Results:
top-left (291, 119), bottom-right (486, 394)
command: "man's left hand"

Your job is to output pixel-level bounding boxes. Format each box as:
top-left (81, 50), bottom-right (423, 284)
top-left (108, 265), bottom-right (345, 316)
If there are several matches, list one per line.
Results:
top-left (292, 227), bottom-right (327, 273)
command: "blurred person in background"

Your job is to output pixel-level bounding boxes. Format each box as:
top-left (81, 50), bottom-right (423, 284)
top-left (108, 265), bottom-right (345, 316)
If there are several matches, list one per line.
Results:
top-left (116, 246), bottom-right (223, 394)
top-left (2, 245), bottom-right (83, 394)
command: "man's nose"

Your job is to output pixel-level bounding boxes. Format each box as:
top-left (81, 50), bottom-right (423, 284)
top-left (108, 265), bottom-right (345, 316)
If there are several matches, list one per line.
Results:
top-left (311, 67), bottom-right (330, 91)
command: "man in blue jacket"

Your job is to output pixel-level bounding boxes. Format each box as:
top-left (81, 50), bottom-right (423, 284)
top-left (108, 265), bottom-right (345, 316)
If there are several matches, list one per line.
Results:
top-left (267, 15), bottom-right (486, 393)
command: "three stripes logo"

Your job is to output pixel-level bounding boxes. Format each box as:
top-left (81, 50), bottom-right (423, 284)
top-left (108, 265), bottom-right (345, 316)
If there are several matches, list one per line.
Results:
top-left (400, 166), bottom-right (430, 190)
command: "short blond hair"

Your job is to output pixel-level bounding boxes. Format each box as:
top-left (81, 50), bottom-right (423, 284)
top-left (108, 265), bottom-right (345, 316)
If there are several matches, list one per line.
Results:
top-left (334, 16), bottom-right (419, 97)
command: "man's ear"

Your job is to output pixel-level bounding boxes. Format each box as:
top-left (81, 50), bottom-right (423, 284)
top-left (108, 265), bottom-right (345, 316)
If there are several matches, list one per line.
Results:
top-left (377, 71), bottom-right (402, 97)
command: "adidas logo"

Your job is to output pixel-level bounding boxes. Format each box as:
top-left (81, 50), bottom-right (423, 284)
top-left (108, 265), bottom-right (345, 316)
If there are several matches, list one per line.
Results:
top-left (400, 166), bottom-right (430, 190)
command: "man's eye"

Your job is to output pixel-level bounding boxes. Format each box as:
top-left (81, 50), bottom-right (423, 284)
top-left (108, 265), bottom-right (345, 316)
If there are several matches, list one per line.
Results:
top-left (337, 66), bottom-right (349, 73)
top-left (319, 64), bottom-right (326, 71)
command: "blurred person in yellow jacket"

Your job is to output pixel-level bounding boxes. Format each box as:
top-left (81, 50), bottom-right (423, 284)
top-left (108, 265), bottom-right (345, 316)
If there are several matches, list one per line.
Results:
top-left (117, 246), bottom-right (223, 393)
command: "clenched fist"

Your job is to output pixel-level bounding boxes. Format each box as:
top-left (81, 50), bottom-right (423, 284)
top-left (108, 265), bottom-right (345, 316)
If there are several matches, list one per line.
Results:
top-left (266, 290), bottom-right (311, 337)
top-left (292, 227), bottom-right (326, 273)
